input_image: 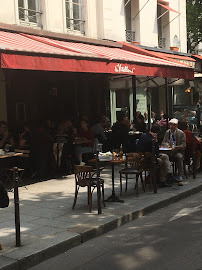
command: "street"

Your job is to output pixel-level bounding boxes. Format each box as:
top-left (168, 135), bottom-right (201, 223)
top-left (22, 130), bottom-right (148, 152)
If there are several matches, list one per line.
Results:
top-left (30, 191), bottom-right (202, 270)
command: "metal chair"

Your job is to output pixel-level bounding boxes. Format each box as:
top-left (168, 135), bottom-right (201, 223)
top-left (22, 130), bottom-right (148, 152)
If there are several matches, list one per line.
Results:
top-left (73, 165), bottom-right (105, 212)
top-left (119, 153), bottom-right (145, 197)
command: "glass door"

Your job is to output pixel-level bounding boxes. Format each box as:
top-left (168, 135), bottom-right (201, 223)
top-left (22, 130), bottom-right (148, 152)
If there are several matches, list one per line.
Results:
top-left (110, 88), bottom-right (133, 125)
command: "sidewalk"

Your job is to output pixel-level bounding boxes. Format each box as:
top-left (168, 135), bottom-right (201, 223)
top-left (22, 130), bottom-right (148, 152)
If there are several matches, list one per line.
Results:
top-left (1, 165), bottom-right (202, 270)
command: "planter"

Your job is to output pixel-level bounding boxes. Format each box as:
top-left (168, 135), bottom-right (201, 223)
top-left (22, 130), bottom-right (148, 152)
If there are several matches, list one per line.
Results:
top-left (170, 46), bottom-right (179, 51)
top-left (132, 41), bottom-right (140, 45)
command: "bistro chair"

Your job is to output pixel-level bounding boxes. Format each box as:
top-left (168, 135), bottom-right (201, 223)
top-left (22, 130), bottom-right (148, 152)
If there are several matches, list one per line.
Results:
top-left (73, 165), bottom-right (105, 212)
top-left (119, 153), bottom-right (145, 197)
top-left (141, 152), bottom-right (153, 191)
top-left (184, 133), bottom-right (198, 179)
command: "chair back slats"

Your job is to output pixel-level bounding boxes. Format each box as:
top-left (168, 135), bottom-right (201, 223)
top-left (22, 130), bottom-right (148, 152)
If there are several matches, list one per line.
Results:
top-left (74, 165), bottom-right (94, 187)
top-left (126, 153), bottom-right (144, 170)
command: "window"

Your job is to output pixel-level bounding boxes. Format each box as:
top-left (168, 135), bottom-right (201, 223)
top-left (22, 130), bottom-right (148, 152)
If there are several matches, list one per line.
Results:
top-left (16, 103), bottom-right (26, 121)
top-left (65, 0), bottom-right (84, 34)
top-left (18, 0), bottom-right (42, 27)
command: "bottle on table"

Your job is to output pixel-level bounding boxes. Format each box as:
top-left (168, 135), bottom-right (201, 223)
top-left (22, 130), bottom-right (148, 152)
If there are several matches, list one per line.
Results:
top-left (119, 144), bottom-right (123, 159)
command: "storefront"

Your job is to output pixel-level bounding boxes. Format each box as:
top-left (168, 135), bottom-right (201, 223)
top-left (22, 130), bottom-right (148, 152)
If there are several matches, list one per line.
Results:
top-left (0, 30), bottom-right (194, 129)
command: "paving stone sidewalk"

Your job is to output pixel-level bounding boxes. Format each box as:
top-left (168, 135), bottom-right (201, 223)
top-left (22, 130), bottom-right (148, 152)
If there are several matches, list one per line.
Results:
top-left (1, 165), bottom-right (202, 270)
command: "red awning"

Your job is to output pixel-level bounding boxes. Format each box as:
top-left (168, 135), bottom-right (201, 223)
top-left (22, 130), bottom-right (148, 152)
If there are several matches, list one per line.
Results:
top-left (121, 42), bottom-right (195, 69)
top-left (193, 55), bottom-right (202, 61)
top-left (0, 31), bottom-right (194, 79)
top-left (157, 2), bottom-right (180, 14)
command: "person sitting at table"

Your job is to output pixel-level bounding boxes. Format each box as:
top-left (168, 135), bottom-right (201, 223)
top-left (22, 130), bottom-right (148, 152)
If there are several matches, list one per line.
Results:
top-left (0, 121), bottom-right (14, 149)
top-left (111, 112), bottom-right (129, 149)
top-left (76, 119), bottom-right (94, 165)
top-left (162, 118), bottom-right (186, 186)
top-left (60, 120), bottom-right (76, 174)
top-left (100, 115), bottom-right (111, 130)
top-left (30, 121), bottom-right (56, 179)
top-left (91, 117), bottom-right (107, 144)
top-left (19, 123), bottom-right (32, 149)
top-left (137, 124), bottom-right (175, 187)
top-left (158, 113), bottom-right (169, 127)
top-left (178, 121), bottom-right (201, 170)
top-left (133, 115), bottom-right (146, 133)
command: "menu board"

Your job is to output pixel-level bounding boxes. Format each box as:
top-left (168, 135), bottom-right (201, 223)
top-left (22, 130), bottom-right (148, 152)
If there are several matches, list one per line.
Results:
top-left (136, 88), bottom-right (147, 115)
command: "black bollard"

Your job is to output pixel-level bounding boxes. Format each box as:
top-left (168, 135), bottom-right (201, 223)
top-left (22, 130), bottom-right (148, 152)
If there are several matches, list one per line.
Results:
top-left (96, 151), bottom-right (102, 214)
top-left (192, 135), bottom-right (196, 179)
top-left (152, 140), bottom-right (158, 194)
top-left (13, 167), bottom-right (21, 247)
top-left (196, 104), bottom-right (200, 132)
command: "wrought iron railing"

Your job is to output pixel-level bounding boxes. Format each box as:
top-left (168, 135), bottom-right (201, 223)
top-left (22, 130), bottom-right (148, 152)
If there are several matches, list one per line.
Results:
top-left (158, 37), bottom-right (166, 48)
top-left (19, 7), bottom-right (42, 27)
top-left (125, 30), bottom-right (136, 42)
top-left (66, 18), bottom-right (85, 35)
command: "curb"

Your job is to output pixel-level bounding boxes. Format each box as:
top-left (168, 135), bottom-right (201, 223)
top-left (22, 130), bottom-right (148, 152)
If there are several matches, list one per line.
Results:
top-left (1, 183), bottom-right (202, 270)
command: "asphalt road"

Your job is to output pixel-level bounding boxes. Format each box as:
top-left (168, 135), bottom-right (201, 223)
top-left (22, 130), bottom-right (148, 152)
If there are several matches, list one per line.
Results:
top-left (30, 192), bottom-right (202, 270)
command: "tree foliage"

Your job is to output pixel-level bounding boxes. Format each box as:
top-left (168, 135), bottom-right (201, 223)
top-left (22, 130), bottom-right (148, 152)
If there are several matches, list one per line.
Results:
top-left (186, 0), bottom-right (202, 53)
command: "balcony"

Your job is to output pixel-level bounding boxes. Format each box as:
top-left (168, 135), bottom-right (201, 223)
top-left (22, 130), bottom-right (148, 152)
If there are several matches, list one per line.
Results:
top-left (125, 30), bottom-right (136, 43)
top-left (158, 37), bottom-right (166, 48)
top-left (66, 18), bottom-right (85, 35)
top-left (19, 7), bottom-right (42, 28)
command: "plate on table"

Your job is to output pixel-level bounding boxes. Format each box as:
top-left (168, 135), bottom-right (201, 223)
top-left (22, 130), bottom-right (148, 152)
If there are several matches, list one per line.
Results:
top-left (159, 147), bottom-right (171, 151)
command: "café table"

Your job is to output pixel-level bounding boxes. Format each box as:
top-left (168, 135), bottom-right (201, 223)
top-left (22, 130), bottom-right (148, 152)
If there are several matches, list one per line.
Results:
top-left (89, 157), bottom-right (125, 203)
top-left (0, 152), bottom-right (23, 159)
top-left (159, 147), bottom-right (173, 153)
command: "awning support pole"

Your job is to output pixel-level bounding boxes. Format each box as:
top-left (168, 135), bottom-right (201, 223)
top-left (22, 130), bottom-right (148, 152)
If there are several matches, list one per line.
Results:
top-left (132, 76), bottom-right (137, 118)
top-left (165, 78), bottom-right (169, 130)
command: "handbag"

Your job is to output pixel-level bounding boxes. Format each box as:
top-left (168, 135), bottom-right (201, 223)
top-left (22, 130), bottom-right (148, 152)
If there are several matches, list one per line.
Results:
top-left (0, 181), bottom-right (9, 208)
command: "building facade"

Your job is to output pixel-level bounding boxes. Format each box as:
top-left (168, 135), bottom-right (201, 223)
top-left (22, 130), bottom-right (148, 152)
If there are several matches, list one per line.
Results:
top-left (0, 0), bottom-right (194, 126)
top-left (0, 0), bottom-right (187, 51)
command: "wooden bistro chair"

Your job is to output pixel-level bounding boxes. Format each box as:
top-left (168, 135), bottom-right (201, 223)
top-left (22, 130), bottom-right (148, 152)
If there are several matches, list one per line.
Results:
top-left (73, 165), bottom-right (105, 212)
top-left (119, 153), bottom-right (145, 197)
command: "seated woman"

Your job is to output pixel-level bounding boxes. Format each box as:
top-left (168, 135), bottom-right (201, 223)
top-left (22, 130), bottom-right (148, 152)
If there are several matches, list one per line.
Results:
top-left (76, 119), bottom-right (94, 165)
top-left (158, 113), bottom-right (169, 127)
top-left (19, 123), bottom-right (32, 149)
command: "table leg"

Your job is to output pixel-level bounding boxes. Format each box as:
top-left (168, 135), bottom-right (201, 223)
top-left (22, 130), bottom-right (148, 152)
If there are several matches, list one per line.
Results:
top-left (105, 163), bottom-right (124, 203)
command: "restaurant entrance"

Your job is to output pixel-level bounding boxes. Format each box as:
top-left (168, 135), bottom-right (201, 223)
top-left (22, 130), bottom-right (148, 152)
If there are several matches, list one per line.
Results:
top-left (109, 77), bottom-right (134, 125)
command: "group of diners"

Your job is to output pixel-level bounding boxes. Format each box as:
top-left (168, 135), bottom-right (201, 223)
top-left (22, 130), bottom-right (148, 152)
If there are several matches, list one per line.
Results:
top-left (0, 116), bottom-right (110, 178)
top-left (0, 107), bottom-right (200, 184)
top-left (109, 112), bottom-right (201, 188)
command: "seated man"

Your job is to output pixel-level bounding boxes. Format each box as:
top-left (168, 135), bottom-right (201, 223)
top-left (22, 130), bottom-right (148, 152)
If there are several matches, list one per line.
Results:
top-left (137, 124), bottom-right (174, 187)
top-left (111, 112), bottom-right (129, 149)
top-left (162, 118), bottom-right (186, 186)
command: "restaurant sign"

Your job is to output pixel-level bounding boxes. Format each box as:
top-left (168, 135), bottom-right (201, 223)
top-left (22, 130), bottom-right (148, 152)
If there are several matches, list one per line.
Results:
top-left (115, 63), bottom-right (135, 74)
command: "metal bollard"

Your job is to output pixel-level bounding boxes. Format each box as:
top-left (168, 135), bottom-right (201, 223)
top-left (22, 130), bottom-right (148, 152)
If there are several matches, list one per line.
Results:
top-left (13, 167), bottom-right (21, 247)
top-left (152, 140), bottom-right (158, 194)
top-left (96, 150), bottom-right (102, 214)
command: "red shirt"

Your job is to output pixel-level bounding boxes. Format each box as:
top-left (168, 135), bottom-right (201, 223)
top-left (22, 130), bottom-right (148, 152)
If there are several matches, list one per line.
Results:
top-left (184, 130), bottom-right (200, 156)
top-left (78, 129), bottom-right (94, 148)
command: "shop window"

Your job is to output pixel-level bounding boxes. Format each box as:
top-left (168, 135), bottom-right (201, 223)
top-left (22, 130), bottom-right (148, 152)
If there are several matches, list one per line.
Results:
top-left (18, 0), bottom-right (42, 28)
top-left (65, 0), bottom-right (85, 35)
top-left (16, 103), bottom-right (26, 122)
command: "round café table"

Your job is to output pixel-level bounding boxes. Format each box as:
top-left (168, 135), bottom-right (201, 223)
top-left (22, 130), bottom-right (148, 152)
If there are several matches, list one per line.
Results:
top-left (89, 158), bottom-right (125, 203)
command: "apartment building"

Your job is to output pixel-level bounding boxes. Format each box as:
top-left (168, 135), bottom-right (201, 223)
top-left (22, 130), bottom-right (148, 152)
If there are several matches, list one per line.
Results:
top-left (0, 0), bottom-right (187, 51)
top-left (0, 0), bottom-right (195, 125)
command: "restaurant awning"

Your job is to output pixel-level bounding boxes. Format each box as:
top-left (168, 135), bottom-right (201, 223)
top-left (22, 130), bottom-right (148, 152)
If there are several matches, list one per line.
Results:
top-left (0, 30), bottom-right (194, 79)
top-left (157, 2), bottom-right (180, 14)
top-left (121, 42), bottom-right (196, 70)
